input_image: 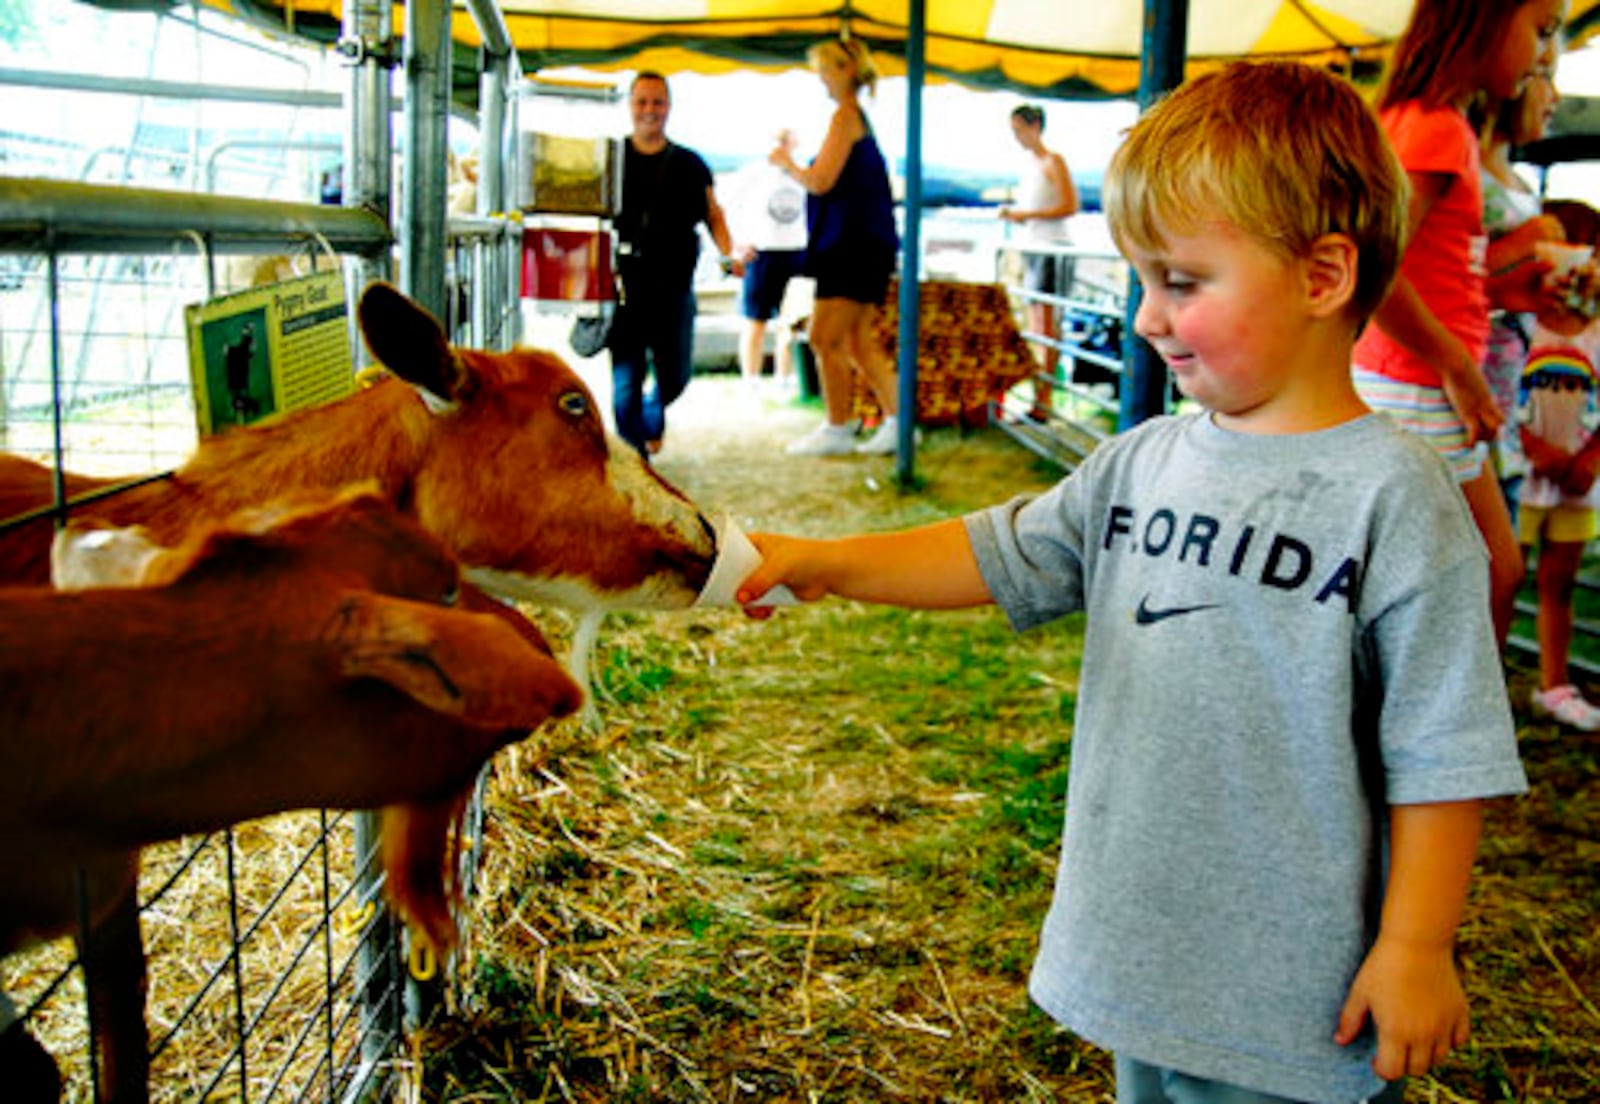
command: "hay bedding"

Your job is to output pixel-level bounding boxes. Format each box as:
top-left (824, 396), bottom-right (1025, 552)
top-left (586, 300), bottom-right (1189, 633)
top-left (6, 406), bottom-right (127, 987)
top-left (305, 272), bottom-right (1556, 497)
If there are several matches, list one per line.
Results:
top-left (430, 380), bottom-right (1599, 1102)
top-left (4, 810), bottom-right (380, 1102)
top-left (4, 376), bottom-right (1595, 1102)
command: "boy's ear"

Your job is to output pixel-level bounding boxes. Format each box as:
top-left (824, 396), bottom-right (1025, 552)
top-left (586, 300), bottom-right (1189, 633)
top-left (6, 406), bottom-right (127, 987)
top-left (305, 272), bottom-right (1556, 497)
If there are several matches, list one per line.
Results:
top-left (1303, 233), bottom-right (1360, 319)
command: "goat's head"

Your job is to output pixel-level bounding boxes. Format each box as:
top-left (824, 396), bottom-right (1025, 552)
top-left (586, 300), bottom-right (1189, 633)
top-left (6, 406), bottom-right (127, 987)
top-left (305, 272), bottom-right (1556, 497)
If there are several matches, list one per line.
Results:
top-left (357, 283), bottom-right (718, 611)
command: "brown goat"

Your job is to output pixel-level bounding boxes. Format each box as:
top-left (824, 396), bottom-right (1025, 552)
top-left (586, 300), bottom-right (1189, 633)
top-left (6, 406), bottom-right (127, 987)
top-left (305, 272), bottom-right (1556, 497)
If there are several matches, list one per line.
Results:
top-left (0, 282), bottom-right (717, 608)
top-left (1, 489), bottom-right (582, 1103)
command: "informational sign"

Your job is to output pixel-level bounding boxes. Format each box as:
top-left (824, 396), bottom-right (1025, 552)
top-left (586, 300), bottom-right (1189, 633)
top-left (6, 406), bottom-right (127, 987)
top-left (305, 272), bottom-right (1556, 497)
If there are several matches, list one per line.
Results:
top-left (185, 269), bottom-right (353, 437)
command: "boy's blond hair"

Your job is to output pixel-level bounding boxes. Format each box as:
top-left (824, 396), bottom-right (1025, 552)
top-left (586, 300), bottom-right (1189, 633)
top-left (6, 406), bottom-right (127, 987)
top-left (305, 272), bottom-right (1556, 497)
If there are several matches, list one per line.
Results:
top-left (1106, 61), bottom-right (1408, 324)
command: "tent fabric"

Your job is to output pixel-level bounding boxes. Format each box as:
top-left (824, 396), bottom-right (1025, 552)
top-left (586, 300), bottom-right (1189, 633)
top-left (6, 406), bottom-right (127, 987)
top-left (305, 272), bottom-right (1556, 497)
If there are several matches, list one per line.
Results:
top-left (196, 1), bottom-right (1600, 101)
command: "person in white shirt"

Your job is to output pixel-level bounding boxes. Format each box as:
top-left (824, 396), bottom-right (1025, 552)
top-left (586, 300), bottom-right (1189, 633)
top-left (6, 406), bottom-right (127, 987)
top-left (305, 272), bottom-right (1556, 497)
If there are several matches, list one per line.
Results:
top-left (1001, 103), bottom-right (1079, 422)
top-left (728, 128), bottom-right (810, 392)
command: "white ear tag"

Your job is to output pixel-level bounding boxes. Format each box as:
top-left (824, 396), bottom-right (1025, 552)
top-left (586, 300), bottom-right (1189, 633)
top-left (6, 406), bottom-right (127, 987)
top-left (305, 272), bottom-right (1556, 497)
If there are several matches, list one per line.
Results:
top-left (415, 387), bottom-right (459, 415)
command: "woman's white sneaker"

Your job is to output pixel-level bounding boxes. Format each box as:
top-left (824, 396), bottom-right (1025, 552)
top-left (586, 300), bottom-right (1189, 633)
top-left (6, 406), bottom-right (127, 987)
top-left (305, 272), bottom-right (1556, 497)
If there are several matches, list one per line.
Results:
top-left (786, 422), bottom-right (858, 457)
top-left (855, 416), bottom-right (919, 455)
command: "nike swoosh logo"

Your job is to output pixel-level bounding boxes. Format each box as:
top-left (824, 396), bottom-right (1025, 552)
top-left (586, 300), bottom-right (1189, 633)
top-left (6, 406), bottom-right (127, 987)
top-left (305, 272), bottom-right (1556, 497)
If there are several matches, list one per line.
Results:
top-left (1134, 596), bottom-right (1221, 625)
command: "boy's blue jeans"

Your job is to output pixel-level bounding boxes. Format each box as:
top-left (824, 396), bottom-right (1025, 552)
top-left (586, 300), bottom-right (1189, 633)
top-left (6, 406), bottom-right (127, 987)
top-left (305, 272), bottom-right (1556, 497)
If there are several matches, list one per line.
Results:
top-left (1115, 1056), bottom-right (1404, 1104)
top-left (609, 290), bottom-right (695, 454)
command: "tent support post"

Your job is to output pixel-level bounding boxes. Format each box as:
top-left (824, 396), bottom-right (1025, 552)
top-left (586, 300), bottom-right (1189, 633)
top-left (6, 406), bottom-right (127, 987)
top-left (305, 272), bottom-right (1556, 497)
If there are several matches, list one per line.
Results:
top-left (895, 0), bottom-right (926, 487)
top-left (1119, 0), bottom-right (1188, 430)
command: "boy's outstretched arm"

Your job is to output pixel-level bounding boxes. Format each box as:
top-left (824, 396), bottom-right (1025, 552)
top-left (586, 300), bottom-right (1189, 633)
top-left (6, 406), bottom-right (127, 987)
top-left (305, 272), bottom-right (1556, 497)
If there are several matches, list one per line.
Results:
top-left (737, 518), bottom-right (992, 612)
top-left (1334, 800), bottom-right (1482, 1080)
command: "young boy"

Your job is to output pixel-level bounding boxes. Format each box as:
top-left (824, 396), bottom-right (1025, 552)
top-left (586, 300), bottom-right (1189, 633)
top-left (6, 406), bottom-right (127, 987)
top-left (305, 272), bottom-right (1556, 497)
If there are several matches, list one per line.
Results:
top-left (737, 61), bottom-right (1527, 1103)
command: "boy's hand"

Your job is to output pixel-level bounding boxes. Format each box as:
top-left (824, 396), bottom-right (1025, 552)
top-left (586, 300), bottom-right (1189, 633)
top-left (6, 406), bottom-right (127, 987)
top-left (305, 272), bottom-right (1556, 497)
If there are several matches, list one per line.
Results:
top-left (1335, 935), bottom-right (1469, 1079)
top-left (736, 532), bottom-right (830, 618)
top-left (736, 520), bottom-right (991, 616)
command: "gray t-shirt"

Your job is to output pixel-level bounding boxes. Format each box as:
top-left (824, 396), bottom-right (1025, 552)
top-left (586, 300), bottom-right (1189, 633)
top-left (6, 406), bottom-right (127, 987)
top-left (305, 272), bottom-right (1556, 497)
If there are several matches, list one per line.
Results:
top-left (965, 413), bottom-right (1526, 1103)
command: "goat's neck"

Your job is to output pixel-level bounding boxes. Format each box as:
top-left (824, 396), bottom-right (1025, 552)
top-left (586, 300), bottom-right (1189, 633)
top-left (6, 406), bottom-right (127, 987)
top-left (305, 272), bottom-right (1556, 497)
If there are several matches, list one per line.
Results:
top-left (135, 383), bottom-right (428, 540)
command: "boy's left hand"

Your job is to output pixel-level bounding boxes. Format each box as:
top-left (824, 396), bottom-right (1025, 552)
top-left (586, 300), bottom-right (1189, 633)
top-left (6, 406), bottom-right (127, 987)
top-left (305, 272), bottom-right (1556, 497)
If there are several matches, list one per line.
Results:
top-left (1334, 935), bottom-right (1469, 1080)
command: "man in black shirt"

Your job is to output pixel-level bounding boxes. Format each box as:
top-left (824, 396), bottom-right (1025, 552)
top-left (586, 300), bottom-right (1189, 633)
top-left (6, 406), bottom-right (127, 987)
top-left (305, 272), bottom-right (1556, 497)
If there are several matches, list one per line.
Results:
top-left (612, 71), bottom-right (738, 456)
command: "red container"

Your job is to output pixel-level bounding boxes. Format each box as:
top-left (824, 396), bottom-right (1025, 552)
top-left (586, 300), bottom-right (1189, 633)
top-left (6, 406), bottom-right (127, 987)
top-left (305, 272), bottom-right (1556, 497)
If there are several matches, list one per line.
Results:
top-left (521, 227), bottom-right (614, 302)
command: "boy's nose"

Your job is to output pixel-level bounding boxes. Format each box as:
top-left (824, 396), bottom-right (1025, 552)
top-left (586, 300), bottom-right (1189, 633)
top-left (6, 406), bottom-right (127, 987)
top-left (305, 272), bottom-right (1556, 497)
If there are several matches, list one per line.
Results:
top-left (1132, 289), bottom-right (1165, 339)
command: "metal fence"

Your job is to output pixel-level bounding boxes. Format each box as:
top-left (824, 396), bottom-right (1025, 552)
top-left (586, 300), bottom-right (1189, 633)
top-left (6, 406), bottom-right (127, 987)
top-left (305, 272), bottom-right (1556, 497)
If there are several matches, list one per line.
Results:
top-left (990, 240), bottom-right (1135, 468)
top-left (6, 812), bottom-right (407, 1103)
top-left (0, 174), bottom-right (524, 1102)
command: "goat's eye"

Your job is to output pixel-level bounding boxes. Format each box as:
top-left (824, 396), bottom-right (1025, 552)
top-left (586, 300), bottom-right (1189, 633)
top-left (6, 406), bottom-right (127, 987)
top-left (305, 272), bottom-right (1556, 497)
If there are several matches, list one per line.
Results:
top-left (442, 584), bottom-right (460, 607)
top-left (557, 390), bottom-right (590, 418)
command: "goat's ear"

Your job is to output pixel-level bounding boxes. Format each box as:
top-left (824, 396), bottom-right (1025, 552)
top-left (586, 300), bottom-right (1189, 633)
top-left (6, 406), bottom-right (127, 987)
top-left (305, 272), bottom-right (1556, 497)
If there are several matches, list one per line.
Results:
top-left (338, 594), bottom-right (584, 725)
top-left (356, 282), bottom-right (469, 411)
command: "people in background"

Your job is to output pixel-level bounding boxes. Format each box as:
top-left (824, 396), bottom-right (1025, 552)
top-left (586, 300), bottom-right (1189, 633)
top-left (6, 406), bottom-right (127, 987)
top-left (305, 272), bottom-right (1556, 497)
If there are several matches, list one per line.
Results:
top-left (1001, 103), bottom-right (1079, 423)
top-left (1515, 200), bottom-right (1600, 729)
top-left (737, 61), bottom-right (1525, 1104)
top-left (1480, 65), bottom-right (1567, 512)
top-left (1351, 0), bottom-right (1564, 648)
top-left (772, 37), bottom-right (904, 457)
top-left (612, 71), bottom-right (739, 457)
top-left (728, 127), bottom-right (809, 395)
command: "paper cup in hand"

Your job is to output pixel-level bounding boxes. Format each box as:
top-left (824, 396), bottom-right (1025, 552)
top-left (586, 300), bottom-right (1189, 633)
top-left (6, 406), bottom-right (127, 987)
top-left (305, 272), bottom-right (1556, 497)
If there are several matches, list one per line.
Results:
top-left (1536, 241), bottom-right (1594, 286)
top-left (694, 515), bottom-right (797, 608)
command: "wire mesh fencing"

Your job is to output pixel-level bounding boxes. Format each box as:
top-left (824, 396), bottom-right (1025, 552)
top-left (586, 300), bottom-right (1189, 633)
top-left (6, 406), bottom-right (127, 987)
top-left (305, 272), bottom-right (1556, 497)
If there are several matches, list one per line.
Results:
top-left (1, 219), bottom-right (524, 1101)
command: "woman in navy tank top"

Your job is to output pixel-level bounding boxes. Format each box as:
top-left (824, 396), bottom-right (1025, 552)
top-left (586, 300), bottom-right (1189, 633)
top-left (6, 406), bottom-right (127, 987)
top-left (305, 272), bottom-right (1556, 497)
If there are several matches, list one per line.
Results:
top-left (771, 37), bottom-right (906, 457)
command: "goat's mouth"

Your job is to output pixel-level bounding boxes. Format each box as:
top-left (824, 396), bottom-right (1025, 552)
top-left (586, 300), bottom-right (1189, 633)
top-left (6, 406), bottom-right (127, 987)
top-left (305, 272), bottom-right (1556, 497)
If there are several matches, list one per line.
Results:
top-left (678, 546), bottom-right (716, 598)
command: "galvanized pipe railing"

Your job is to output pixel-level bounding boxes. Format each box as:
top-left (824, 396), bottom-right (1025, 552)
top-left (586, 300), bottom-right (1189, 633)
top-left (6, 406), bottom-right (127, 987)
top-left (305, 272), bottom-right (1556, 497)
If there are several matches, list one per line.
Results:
top-left (0, 177), bottom-right (392, 257)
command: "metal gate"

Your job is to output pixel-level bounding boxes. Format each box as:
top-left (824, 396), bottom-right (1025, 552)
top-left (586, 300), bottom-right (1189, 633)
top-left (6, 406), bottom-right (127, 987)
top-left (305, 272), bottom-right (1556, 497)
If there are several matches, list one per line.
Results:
top-left (1, 0), bottom-right (529, 1097)
top-left (0, 176), bottom-right (526, 1104)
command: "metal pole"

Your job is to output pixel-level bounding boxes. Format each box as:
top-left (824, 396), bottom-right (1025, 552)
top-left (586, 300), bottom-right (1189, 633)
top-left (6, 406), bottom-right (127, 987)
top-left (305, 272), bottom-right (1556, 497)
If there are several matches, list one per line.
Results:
top-left (466, 0), bottom-right (514, 217)
top-left (337, 0), bottom-right (398, 1074)
top-left (340, 0), bottom-right (396, 307)
top-left (0, 67), bottom-right (341, 109)
top-left (894, 0), bottom-right (926, 487)
top-left (46, 242), bottom-right (65, 512)
top-left (400, 0), bottom-right (451, 320)
top-left (1119, 0), bottom-right (1188, 430)
top-left (0, 177), bottom-right (389, 256)
top-left (479, 56), bottom-right (509, 216)
top-left (399, 7), bottom-right (451, 1027)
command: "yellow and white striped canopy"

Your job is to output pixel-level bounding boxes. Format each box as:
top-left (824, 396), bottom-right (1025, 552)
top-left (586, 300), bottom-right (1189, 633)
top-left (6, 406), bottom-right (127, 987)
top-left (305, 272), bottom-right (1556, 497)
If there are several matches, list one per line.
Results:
top-left (208, 1), bottom-right (1600, 98)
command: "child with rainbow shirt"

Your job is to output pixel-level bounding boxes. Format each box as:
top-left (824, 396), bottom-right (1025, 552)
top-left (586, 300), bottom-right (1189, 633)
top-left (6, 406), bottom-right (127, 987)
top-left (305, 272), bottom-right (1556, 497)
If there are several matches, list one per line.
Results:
top-left (1519, 259), bottom-right (1600, 728)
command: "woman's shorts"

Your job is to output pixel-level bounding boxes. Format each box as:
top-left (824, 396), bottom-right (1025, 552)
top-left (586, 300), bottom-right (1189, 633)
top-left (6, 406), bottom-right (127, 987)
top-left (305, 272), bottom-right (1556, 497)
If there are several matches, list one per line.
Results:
top-left (1518, 501), bottom-right (1598, 545)
top-left (1352, 367), bottom-right (1486, 483)
top-left (810, 249), bottom-right (894, 305)
top-left (740, 250), bottom-right (804, 322)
